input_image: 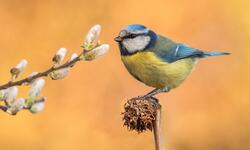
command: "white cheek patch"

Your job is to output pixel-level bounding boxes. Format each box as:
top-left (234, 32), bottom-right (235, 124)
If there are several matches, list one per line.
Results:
top-left (122, 36), bottom-right (151, 53)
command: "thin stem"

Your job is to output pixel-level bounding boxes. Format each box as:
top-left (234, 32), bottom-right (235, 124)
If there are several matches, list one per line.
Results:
top-left (0, 51), bottom-right (84, 90)
top-left (153, 104), bottom-right (165, 150)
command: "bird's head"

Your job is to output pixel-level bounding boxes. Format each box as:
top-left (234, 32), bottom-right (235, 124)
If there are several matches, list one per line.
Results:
top-left (114, 24), bottom-right (157, 55)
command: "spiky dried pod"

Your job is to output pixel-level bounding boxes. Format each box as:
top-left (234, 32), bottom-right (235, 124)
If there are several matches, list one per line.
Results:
top-left (122, 98), bottom-right (159, 133)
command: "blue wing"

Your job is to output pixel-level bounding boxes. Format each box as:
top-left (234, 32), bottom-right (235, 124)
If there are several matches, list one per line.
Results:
top-left (165, 43), bottom-right (204, 63)
top-left (149, 35), bottom-right (204, 63)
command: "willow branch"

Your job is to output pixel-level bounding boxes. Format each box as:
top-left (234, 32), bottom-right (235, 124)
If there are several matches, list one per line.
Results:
top-left (0, 51), bottom-right (84, 90)
top-left (0, 24), bottom-right (109, 115)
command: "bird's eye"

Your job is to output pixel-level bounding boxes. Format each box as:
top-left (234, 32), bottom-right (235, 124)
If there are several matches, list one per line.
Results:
top-left (128, 34), bottom-right (137, 38)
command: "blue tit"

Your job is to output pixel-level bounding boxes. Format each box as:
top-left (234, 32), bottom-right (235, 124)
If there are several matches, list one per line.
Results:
top-left (114, 24), bottom-right (229, 98)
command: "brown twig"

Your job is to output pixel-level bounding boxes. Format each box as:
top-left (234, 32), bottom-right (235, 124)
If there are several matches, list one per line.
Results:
top-left (153, 103), bottom-right (165, 150)
top-left (0, 51), bottom-right (84, 90)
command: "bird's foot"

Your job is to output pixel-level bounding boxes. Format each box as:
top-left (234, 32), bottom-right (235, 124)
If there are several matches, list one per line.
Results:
top-left (130, 95), bottom-right (159, 105)
top-left (144, 87), bottom-right (170, 98)
top-left (130, 87), bottom-right (169, 104)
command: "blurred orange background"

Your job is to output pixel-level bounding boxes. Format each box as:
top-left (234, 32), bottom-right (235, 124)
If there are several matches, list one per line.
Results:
top-left (0, 0), bottom-right (249, 150)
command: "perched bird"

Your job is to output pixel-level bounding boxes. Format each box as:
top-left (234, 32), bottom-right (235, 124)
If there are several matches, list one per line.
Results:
top-left (114, 24), bottom-right (229, 98)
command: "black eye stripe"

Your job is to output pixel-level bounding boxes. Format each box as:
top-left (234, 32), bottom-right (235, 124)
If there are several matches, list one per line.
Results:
top-left (129, 34), bottom-right (136, 38)
top-left (123, 33), bottom-right (146, 39)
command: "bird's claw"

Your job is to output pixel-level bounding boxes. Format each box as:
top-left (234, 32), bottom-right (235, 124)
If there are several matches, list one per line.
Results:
top-left (129, 87), bottom-right (169, 105)
top-left (130, 95), bottom-right (159, 105)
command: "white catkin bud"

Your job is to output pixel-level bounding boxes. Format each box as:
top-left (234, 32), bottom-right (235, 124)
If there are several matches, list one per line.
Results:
top-left (0, 90), bottom-right (5, 100)
top-left (12, 59), bottom-right (28, 77)
top-left (28, 78), bottom-right (45, 99)
top-left (84, 44), bottom-right (109, 61)
top-left (4, 87), bottom-right (18, 105)
top-left (85, 24), bottom-right (101, 44)
top-left (16, 59), bottom-right (28, 73)
top-left (53, 48), bottom-right (67, 64)
top-left (50, 68), bottom-right (70, 80)
top-left (6, 98), bottom-right (25, 115)
top-left (70, 53), bottom-right (78, 62)
top-left (30, 101), bottom-right (45, 114)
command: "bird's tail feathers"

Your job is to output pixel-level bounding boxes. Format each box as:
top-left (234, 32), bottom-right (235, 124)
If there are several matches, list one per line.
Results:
top-left (202, 51), bottom-right (230, 57)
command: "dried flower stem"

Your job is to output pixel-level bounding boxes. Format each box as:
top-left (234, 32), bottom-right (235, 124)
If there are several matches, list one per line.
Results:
top-left (153, 103), bottom-right (165, 150)
top-left (0, 51), bottom-right (84, 90)
top-left (122, 96), bottom-right (165, 150)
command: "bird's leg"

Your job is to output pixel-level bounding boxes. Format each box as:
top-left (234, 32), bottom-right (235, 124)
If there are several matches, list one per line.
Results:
top-left (132, 87), bottom-right (170, 103)
top-left (143, 87), bottom-right (170, 99)
top-left (148, 96), bottom-right (159, 104)
top-left (146, 88), bottom-right (159, 95)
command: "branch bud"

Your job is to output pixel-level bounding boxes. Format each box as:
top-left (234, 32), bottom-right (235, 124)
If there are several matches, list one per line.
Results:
top-left (70, 53), bottom-right (78, 62)
top-left (49, 68), bottom-right (70, 80)
top-left (27, 78), bottom-right (45, 106)
top-left (30, 98), bottom-right (46, 114)
top-left (84, 44), bottom-right (109, 61)
top-left (84, 24), bottom-right (101, 49)
top-left (10, 59), bottom-right (28, 79)
top-left (0, 90), bottom-right (5, 100)
top-left (68, 53), bottom-right (78, 67)
top-left (4, 87), bottom-right (18, 106)
top-left (52, 48), bottom-right (67, 65)
top-left (6, 98), bottom-right (25, 115)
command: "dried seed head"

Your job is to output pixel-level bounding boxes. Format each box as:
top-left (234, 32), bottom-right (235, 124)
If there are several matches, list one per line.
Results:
top-left (6, 98), bottom-right (25, 115)
top-left (122, 98), bottom-right (158, 133)
top-left (49, 68), bottom-right (70, 80)
top-left (53, 48), bottom-right (67, 64)
top-left (85, 24), bottom-right (101, 45)
top-left (84, 44), bottom-right (109, 61)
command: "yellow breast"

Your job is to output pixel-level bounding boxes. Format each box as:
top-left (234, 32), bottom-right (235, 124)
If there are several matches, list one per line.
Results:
top-left (121, 51), bottom-right (198, 89)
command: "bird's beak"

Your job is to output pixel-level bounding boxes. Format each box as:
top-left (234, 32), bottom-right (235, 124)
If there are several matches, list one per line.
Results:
top-left (114, 36), bottom-right (122, 42)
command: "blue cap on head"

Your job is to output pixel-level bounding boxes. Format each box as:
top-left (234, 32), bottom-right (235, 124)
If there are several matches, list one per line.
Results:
top-left (124, 24), bottom-right (147, 32)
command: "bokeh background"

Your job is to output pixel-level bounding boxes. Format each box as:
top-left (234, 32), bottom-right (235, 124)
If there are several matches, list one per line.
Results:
top-left (0, 0), bottom-right (249, 150)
